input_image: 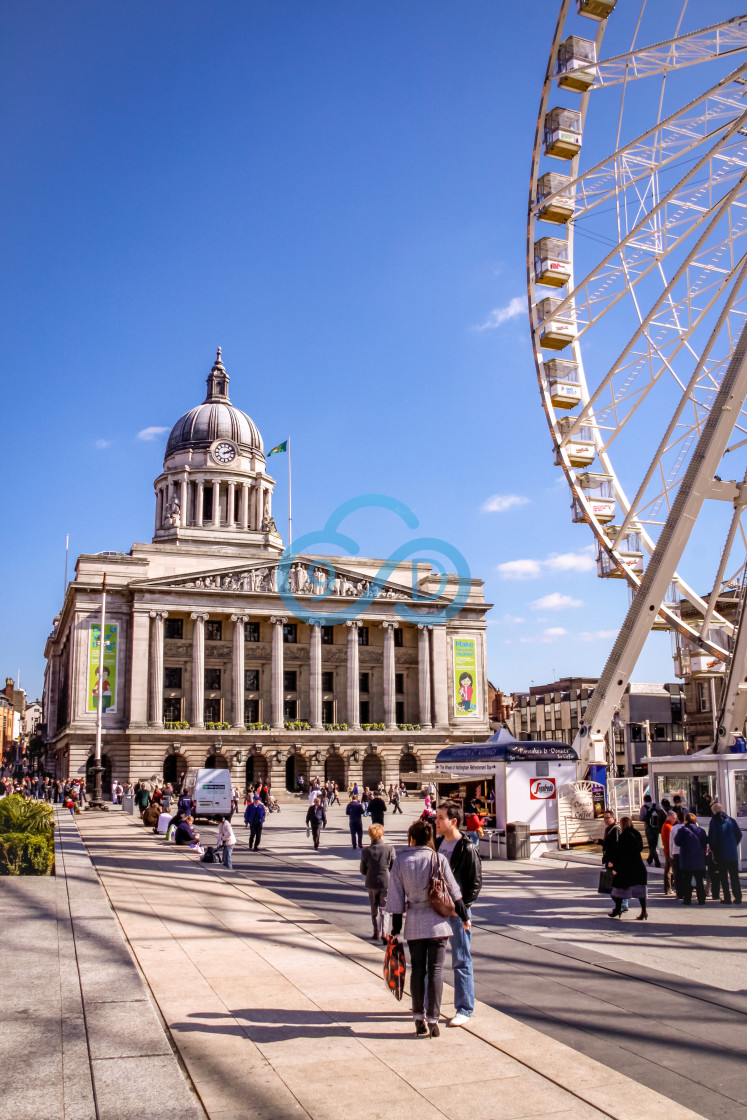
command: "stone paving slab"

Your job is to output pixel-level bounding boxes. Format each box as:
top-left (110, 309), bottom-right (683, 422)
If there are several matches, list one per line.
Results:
top-left (76, 810), bottom-right (708, 1120)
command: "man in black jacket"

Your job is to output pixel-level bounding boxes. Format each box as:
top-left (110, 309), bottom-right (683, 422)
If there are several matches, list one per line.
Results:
top-left (435, 800), bottom-right (483, 1028)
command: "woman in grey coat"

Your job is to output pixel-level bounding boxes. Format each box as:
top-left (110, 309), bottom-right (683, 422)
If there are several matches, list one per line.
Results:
top-left (360, 824), bottom-right (396, 941)
top-left (386, 818), bottom-right (469, 1037)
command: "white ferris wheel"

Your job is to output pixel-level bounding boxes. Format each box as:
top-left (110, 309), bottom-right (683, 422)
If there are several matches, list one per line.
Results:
top-left (527, 0), bottom-right (747, 763)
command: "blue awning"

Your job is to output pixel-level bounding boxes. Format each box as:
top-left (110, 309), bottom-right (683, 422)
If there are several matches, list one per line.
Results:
top-left (435, 729), bottom-right (578, 765)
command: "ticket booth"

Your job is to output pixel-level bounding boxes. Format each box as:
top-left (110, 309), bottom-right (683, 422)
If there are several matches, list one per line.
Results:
top-left (435, 729), bottom-right (578, 858)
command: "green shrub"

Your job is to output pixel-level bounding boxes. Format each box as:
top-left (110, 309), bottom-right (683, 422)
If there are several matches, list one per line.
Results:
top-left (0, 795), bottom-right (53, 838)
top-left (0, 832), bottom-right (54, 875)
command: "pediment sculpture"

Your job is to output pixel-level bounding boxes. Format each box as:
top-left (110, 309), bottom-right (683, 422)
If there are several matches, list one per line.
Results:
top-left (144, 561), bottom-right (414, 601)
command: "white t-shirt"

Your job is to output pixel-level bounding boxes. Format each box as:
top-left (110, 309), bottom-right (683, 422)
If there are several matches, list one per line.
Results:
top-left (217, 820), bottom-right (236, 847)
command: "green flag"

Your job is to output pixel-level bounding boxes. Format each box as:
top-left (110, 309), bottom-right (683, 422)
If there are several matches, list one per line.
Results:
top-left (268, 440), bottom-right (288, 456)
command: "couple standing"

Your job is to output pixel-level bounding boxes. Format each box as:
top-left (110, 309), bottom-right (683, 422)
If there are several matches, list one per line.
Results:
top-left (365, 800), bottom-right (482, 1037)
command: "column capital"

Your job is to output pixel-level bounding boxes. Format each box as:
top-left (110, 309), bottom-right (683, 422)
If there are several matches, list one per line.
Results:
top-left (191, 612), bottom-right (210, 622)
top-left (308, 617), bottom-right (327, 627)
top-left (149, 610), bottom-right (169, 620)
top-left (346, 619), bottom-right (363, 630)
top-left (231, 613), bottom-right (251, 624)
top-left (270, 615), bottom-right (288, 626)
top-left (417, 623), bottom-right (433, 632)
top-left (381, 620), bottom-right (400, 630)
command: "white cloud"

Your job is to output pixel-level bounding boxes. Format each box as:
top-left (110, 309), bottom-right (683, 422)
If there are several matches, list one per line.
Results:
top-left (545, 547), bottom-right (596, 573)
top-left (137, 426), bottom-right (169, 441)
top-left (542, 627), bottom-right (568, 642)
top-left (94, 439), bottom-right (111, 450)
top-left (578, 629), bottom-right (618, 642)
top-left (501, 614), bottom-right (526, 625)
top-left (531, 592), bottom-right (583, 611)
top-left (475, 296), bottom-right (524, 331)
top-left (481, 494), bottom-right (530, 514)
top-left (496, 559), bottom-right (543, 580)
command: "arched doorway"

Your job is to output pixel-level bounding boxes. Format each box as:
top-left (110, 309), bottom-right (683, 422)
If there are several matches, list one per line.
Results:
top-left (399, 751), bottom-right (419, 790)
top-left (86, 753), bottom-right (112, 794)
top-left (205, 753), bottom-right (229, 770)
top-left (285, 753), bottom-right (308, 792)
top-left (362, 753), bottom-right (382, 789)
top-left (246, 754), bottom-right (269, 788)
top-left (163, 753), bottom-right (188, 789)
top-left (324, 752), bottom-right (346, 787)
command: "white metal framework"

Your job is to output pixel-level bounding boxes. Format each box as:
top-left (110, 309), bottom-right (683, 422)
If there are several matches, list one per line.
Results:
top-left (528, 1), bottom-right (747, 763)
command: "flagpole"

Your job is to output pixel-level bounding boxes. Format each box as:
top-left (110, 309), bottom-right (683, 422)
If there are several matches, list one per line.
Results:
top-left (63, 533), bottom-right (69, 599)
top-left (287, 437), bottom-right (292, 550)
top-left (91, 573), bottom-right (109, 811)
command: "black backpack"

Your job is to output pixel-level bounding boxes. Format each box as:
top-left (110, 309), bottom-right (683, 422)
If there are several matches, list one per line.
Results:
top-left (200, 846), bottom-right (220, 863)
top-left (646, 805), bottom-right (662, 831)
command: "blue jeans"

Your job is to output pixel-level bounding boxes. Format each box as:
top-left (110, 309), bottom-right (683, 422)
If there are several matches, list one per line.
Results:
top-left (448, 910), bottom-right (474, 1017)
top-left (221, 845), bottom-right (233, 870)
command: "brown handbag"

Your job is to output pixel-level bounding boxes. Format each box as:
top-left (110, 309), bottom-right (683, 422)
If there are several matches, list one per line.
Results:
top-left (428, 852), bottom-right (456, 918)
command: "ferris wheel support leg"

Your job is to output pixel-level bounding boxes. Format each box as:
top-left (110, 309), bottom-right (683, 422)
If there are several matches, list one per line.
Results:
top-left (573, 320), bottom-right (747, 773)
top-left (715, 562), bottom-right (747, 754)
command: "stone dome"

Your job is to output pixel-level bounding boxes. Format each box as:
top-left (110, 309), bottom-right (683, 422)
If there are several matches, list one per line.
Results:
top-left (164, 349), bottom-right (264, 459)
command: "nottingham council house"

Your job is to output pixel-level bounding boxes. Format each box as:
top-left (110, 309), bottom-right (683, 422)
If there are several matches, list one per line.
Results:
top-left (43, 350), bottom-right (492, 792)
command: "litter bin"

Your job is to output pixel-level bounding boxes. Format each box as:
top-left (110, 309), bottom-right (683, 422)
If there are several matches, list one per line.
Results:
top-left (122, 793), bottom-right (134, 815)
top-left (506, 822), bottom-right (531, 860)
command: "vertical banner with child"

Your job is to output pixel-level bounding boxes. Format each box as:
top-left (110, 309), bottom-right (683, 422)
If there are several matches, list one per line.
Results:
top-left (87, 622), bottom-right (118, 714)
top-left (453, 636), bottom-right (478, 716)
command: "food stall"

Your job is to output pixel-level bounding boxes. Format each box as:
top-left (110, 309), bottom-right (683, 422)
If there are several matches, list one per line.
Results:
top-left (434, 729), bottom-right (578, 858)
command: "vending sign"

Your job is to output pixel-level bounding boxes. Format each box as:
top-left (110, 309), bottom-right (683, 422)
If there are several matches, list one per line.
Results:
top-left (530, 777), bottom-right (556, 800)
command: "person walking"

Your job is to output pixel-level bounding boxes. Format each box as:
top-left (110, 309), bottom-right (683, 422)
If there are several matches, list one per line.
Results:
top-left (385, 819), bottom-right (469, 1037)
top-left (368, 790), bottom-right (387, 827)
top-left (346, 795), bottom-right (364, 849)
top-left (306, 797), bottom-right (327, 850)
top-left (216, 814), bottom-right (236, 870)
top-left (360, 824), bottom-right (395, 940)
top-left (391, 786), bottom-right (403, 815)
top-left (674, 812), bottom-right (708, 905)
top-left (135, 782), bottom-right (150, 818)
top-left (598, 810), bottom-right (629, 912)
top-left (435, 800), bottom-right (483, 1027)
top-left (669, 808), bottom-right (687, 898)
top-left (608, 817), bottom-right (648, 920)
top-left (661, 810), bottom-right (677, 896)
top-left (362, 787), bottom-right (371, 817)
top-left (639, 794), bottom-right (663, 868)
top-left (245, 794), bottom-right (266, 850)
top-left (708, 802), bottom-right (743, 904)
top-left (330, 783), bottom-right (340, 806)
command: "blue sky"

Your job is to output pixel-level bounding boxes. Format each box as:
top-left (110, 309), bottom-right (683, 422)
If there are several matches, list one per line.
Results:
top-left (2, 0), bottom-right (734, 699)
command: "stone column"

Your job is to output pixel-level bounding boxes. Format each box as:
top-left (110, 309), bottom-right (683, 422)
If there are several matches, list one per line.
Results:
top-left (231, 614), bottom-right (249, 728)
top-left (180, 476), bottom-right (188, 523)
top-left (346, 620), bottom-right (362, 729)
top-left (149, 610), bottom-right (169, 726)
top-left (270, 616), bottom-right (288, 729)
top-left (309, 618), bottom-right (325, 730)
top-left (196, 480), bottom-right (204, 527)
top-left (129, 608), bottom-right (151, 728)
top-left (431, 625), bottom-right (449, 729)
top-left (382, 621), bottom-right (399, 730)
top-left (212, 480), bottom-right (220, 527)
top-left (241, 483), bottom-right (250, 530)
top-left (191, 613), bottom-right (209, 728)
top-left (417, 624), bottom-right (433, 729)
top-left (227, 481), bottom-right (235, 528)
top-left (154, 488), bottom-right (161, 535)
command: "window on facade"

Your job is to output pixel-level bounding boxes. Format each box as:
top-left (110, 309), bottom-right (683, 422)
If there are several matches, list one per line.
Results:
top-left (359, 699), bottom-right (370, 723)
top-left (395, 673), bottom-right (404, 695)
top-left (204, 668), bottom-right (221, 691)
top-left (284, 699), bottom-right (298, 720)
top-left (322, 699), bottom-right (334, 723)
top-left (396, 700), bottom-right (405, 724)
top-left (283, 623), bottom-right (297, 644)
top-left (321, 626), bottom-right (334, 645)
top-left (164, 666), bottom-right (182, 689)
top-left (322, 671), bottom-right (334, 693)
top-left (204, 698), bottom-right (221, 722)
top-left (359, 672), bottom-right (370, 694)
top-left (653, 724), bottom-right (668, 741)
top-left (203, 487), bottom-right (213, 523)
top-left (394, 628), bottom-right (403, 647)
top-left (284, 670), bottom-right (297, 692)
top-left (358, 627), bottom-right (369, 646)
top-left (163, 697), bottom-right (182, 722)
top-left (697, 681), bottom-right (710, 712)
top-left (234, 489), bottom-right (240, 522)
top-left (735, 773), bottom-right (747, 817)
top-left (245, 622), bottom-right (260, 643)
top-left (205, 621), bottom-right (222, 642)
top-left (245, 698), bottom-right (259, 723)
top-left (165, 619), bottom-right (183, 640)
top-left (245, 669), bottom-right (259, 692)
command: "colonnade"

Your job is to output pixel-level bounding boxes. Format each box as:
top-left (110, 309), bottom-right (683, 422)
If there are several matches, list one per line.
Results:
top-left (154, 475), bottom-right (271, 532)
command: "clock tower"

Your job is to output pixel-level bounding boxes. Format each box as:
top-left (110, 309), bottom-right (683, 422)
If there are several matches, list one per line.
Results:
top-left (152, 349), bottom-right (282, 555)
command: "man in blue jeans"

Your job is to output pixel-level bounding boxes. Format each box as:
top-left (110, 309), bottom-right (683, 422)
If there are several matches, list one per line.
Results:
top-left (435, 800), bottom-right (483, 1027)
top-left (346, 795), bottom-right (365, 848)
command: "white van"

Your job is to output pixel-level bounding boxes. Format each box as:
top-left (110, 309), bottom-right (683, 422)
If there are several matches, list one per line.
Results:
top-left (184, 768), bottom-right (233, 820)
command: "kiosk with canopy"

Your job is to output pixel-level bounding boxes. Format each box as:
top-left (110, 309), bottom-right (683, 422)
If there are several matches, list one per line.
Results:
top-left (435, 730), bottom-right (578, 858)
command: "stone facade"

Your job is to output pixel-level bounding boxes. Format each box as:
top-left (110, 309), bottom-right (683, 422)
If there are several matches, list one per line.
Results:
top-left (43, 351), bottom-right (491, 790)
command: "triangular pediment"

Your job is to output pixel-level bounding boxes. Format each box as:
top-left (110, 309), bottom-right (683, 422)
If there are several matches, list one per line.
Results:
top-left (133, 559), bottom-right (435, 603)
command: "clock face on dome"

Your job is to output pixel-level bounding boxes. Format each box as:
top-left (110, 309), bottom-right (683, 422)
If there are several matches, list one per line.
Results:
top-left (212, 441), bottom-right (236, 464)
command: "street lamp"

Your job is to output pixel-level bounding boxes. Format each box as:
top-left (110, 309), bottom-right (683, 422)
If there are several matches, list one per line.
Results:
top-left (90, 574), bottom-right (109, 811)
